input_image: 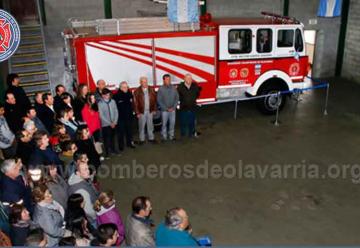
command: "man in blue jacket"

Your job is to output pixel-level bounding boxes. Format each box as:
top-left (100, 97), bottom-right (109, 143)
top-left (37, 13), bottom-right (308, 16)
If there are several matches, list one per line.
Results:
top-left (156, 207), bottom-right (199, 247)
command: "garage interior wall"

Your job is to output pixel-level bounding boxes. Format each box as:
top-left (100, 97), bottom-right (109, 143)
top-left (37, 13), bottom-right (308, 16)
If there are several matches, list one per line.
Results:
top-left (342, 0), bottom-right (360, 83)
top-left (43, 0), bottom-right (344, 87)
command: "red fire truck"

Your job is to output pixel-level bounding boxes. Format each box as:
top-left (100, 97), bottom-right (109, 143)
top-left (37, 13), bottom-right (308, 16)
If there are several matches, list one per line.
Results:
top-left (63, 12), bottom-right (310, 114)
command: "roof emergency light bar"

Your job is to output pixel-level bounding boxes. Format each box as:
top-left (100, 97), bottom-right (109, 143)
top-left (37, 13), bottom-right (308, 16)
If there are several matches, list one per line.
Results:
top-left (261, 12), bottom-right (300, 24)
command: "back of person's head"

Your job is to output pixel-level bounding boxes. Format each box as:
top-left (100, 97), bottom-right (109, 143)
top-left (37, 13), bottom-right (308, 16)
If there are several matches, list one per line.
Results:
top-left (60, 92), bottom-right (71, 100)
top-left (25, 228), bottom-right (46, 246)
top-left (94, 190), bottom-right (114, 212)
top-left (6, 73), bottom-right (19, 86)
top-left (32, 184), bottom-right (48, 203)
top-left (61, 140), bottom-right (75, 153)
top-left (101, 88), bottom-right (111, 96)
top-left (96, 223), bottom-right (118, 246)
top-left (58, 236), bottom-right (76, 246)
top-left (165, 207), bottom-right (183, 229)
top-left (131, 196), bottom-right (150, 214)
top-left (73, 151), bottom-right (88, 163)
top-left (42, 92), bottom-right (51, 103)
top-left (67, 193), bottom-right (84, 210)
top-left (55, 84), bottom-right (65, 94)
top-left (9, 203), bottom-right (26, 224)
top-left (67, 213), bottom-right (88, 239)
top-left (0, 159), bottom-right (16, 175)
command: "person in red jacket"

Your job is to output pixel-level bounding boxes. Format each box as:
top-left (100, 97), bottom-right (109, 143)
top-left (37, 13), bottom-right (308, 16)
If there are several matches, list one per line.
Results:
top-left (81, 93), bottom-right (101, 142)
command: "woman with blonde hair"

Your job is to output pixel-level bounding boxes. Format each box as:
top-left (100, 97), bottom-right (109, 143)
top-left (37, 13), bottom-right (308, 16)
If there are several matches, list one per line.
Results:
top-left (94, 191), bottom-right (125, 245)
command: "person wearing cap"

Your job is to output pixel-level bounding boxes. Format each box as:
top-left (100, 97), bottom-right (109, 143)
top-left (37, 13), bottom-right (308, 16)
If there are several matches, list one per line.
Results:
top-left (98, 88), bottom-right (119, 157)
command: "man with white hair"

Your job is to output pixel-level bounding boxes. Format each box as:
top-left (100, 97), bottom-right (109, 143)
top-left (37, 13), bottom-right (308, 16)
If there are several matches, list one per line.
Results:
top-left (155, 207), bottom-right (198, 246)
top-left (0, 159), bottom-right (33, 213)
top-left (133, 77), bottom-right (157, 144)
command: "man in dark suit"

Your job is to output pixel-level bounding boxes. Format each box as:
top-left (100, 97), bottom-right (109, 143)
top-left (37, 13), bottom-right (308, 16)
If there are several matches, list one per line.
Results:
top-left (37, 93), bottom-right (56, 133)
top-left (4, 92), bottom-right (23, 133)
top-left (5, 73), bottom-right (31, 116)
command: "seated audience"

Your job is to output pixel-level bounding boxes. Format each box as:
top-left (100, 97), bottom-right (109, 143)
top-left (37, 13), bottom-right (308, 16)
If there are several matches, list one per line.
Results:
top-left (0, 103), bottom-right (16, 159)
top-left (125, 196), bottom-right (155, 247)
top-left (32, 185), bottom-right (71, 247)
top-left (156, 207), bottom-right (199, 246)
top-left (0, 159), bottom-right (33, 214)
top-left (68, 162), bottom-right (99, 224)
top-left (94, 190), bottom-right (125, 245)
top-left (9, 204), bottom-right (31, 246)
top-left (49, 124), bottom-right (69, 153)
top-left (76, 127), bottom-right (101, 171)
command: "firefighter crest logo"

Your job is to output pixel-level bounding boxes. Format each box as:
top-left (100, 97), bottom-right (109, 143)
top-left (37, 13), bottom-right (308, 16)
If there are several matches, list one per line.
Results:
top-left (0, 10), bottom-right (20, 62)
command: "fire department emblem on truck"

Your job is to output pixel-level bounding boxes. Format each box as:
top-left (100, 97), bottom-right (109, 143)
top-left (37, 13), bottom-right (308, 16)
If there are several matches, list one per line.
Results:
top-left (0, 9), bottom-right (20, 62)
top-left (289, 62), bottom-right (300, 76)
top-left (229, 68), bottom-right (238, 79)
top-left (240, 68), bottom-right (249, 78)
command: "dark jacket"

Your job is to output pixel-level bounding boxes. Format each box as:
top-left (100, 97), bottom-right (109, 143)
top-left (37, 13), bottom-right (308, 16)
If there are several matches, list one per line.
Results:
top-left (4, 103), bottom-right (23, 133)
top-left (29, 147), bottom-right (64, 177)
top-left (31, 116), bottom-right (48, 134)
top-left (37, 105), bottom-right (56, 133)
top-left (53, 95), bottom-right (63, 114)
top-left (113, 90), bottom-right (134, 120)
top-left (73, 97), bottom-right (86, 122)
top-left (177, 82), bottom-right (201, 111)
top-left (76, 139), bottom-right (101, 170)
top-left (6, 85), bottom-right (31, 116)
top-left (10, 221), bottom-right (30, 246)
top-left (0, 174), bottom-right (33, 214)
top-left (133, 86), bottom-right (157, 114)
top-left (16, 140), bottom-right (34, 166)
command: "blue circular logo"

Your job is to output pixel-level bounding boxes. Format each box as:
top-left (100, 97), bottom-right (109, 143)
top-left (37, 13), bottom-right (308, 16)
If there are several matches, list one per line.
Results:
top-left (0, 9), bottom-right (21, 62)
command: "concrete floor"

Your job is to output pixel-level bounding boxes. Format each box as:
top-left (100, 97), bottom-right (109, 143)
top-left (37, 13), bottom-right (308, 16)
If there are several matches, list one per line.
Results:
top-left (99, 78), bottom-right (360, 245)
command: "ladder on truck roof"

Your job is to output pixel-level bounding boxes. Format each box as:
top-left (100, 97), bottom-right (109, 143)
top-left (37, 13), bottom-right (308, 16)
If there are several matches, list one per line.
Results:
top-left (68, 17), bottom-right (200, 37)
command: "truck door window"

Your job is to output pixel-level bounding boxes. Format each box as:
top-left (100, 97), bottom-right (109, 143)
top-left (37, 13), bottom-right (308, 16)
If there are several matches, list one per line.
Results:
top-left (257, 29), bottom-right (272, 53)
top-left (295, 29), bottom-right (304, 52)
top-left (228, 29), bottom-right (252, 54)
top-left (277, 29), bottom-right (294, 48)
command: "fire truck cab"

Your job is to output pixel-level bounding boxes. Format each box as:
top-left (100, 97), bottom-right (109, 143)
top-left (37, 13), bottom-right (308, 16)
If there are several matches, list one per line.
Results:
top-left (63, 12), bottom-right (309, 114)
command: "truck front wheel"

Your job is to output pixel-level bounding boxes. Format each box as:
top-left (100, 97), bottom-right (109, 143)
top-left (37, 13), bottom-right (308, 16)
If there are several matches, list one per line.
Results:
top-left (257, 84), bottom-right (287, 115)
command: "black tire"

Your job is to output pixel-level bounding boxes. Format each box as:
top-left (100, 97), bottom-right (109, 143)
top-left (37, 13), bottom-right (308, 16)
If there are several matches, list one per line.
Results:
top-left (256, 83), bottom-right (287, 115)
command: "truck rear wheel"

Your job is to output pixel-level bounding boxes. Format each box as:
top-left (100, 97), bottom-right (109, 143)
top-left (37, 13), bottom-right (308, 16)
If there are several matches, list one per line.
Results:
top-left (257, 84), bottom-right (287, 115)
